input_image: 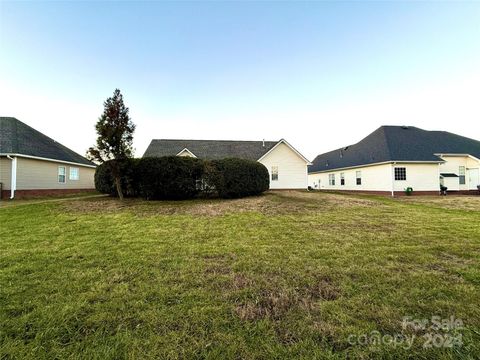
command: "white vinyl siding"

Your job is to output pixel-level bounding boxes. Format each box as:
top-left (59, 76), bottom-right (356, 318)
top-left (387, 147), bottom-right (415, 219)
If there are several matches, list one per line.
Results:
top-left (259, 142), bottom-right (308, 189)
top-left (309, 163), bottom-right (441, 192)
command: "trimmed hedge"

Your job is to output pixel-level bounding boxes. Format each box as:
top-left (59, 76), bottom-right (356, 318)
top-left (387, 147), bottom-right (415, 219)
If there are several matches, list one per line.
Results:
top-left (94, 158), bottom-right (139, 197)
top-left (94, 156), bottom-right (269, 200)
top-left (137, 156), bottom-right (204, 200)
top-left (205, 158), bottom-right (270, 198)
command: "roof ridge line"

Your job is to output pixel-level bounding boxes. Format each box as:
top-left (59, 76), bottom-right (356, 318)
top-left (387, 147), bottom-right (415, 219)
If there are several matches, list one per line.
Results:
top-left (380, 126), bottom-right (394, 160)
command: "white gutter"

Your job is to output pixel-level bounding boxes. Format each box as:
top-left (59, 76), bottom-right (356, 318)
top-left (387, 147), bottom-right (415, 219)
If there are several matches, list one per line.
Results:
top-left (0, 153), bottom-right (96, 168)
top-left (308, 160), bottom-right (444, 175)
top-left (6, 155), bottom-right (17, 199)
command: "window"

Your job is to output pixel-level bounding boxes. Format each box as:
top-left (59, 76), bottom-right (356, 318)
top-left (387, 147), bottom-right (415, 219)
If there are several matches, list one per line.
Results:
top-left (459, 166), bottom-right (466, 185)
top-left (394, 167), bottom-right (407, 181)
top-left (356, 171), bottom-right (362, 185)
top-left (58, 166), bottom-right (66, 183)
top-left (329, 174), bottom-right (335, 186)
top-left (271, 166), bottom-right (278, 181)
top-left (340, 172), bottom-right (345, 186)
top-left (69, 167), bottom-right (79, 180)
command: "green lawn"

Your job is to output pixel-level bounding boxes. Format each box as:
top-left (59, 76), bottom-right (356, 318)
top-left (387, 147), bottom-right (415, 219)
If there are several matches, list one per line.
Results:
top-left (1, 191), bottom-right (479, 359)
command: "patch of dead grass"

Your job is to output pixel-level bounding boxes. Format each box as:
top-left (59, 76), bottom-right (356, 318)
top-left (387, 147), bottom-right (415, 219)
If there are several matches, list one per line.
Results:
top-left (234, 275), bottom-right (341, 321)
top-left (397, 195), bottom-right (480, 211)
top-left (62, 191), bottom-right (379, 217)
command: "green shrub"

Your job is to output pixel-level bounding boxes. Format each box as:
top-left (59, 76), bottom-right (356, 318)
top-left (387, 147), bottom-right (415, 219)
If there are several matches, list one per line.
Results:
top-left (94, 159), bottom-right (139, 197)
top-left (205, 158), bottom-right (269, 198)
top-left (137, 157), bottom-right (204, 200)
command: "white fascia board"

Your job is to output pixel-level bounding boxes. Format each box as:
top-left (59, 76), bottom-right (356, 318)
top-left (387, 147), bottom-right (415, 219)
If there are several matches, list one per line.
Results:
top-left (435, 153), bottom-right (480, 163)
top-left (0, 153), bottom-right (96, 168)
top-left (308, 160), bottom-right (444, 175)
top-left (257, 139), bottom-right (312, 165)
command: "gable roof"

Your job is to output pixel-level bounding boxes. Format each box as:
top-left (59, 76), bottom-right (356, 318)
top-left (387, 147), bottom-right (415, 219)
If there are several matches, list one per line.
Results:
top-left (0, 117), bottom-right (94, 166)
top-left (309, 126), bottom-right (480, 173)
top-left (143, 139), bottom-right (279, 161)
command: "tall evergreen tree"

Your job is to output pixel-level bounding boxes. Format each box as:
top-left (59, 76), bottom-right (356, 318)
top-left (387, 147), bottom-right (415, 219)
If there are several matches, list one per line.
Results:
top-left (88, 89), bottom-right (135, 200)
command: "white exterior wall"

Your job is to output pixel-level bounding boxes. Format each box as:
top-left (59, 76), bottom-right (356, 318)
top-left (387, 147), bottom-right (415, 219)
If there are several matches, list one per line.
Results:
top-left (439, 155), bottom-right (480, 190)
top-left (309, 162), bottom-right (440, 193)
top-left (308, 163), bottom-right (393, 191)
top-left (259, 142), bottom-right (308, 189)
top-left (391, 163), bottom-right (439, 192)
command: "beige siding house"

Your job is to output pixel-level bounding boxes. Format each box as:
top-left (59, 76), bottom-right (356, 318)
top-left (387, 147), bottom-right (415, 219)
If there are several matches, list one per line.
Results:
top-left (0, 117), bottom-right (96, 199)
top-left (143, 138), bottom-right (311, 189)
top-left (308, 126), bottom-right (480, 196)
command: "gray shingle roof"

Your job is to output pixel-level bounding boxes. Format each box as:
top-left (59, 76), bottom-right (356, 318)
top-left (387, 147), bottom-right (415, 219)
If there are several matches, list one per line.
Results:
top-left (0, 117), bottom-right (94, 166)
top-left (309, 126), bottom-right (480, 173)
top-left (143, 139), bottom-right (279, 161)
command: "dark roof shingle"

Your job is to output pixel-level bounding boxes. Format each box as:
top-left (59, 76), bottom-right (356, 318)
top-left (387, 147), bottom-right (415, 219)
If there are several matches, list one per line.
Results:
top-left (143, 139), bottom-right (278, 161)
top-left (0, 117), bottom-right (94, 166)
top-left (309, 126), bottom-right (480, 173)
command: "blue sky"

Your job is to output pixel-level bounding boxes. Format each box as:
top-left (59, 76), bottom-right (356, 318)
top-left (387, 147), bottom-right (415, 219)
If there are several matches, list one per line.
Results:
top-left (1, 1), bottom-right (479, 159)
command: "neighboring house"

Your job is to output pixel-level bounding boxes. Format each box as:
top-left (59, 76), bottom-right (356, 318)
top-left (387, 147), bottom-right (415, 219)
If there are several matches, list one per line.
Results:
top-left (143, 139), bottom-right (311, 189)
top-left (0, 117), bottom-right (96, 199)
top-left (308, 126), bottom-right (480, 196)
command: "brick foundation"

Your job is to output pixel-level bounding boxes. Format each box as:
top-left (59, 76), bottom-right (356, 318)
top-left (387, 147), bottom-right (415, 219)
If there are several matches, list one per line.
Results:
top-left (316, 189), bottom-right (479, 197)
top-left (1, 188), bottom-right (95, 200)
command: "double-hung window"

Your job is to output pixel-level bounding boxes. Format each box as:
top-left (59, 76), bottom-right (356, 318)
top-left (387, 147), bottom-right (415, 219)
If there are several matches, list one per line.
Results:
top-left (58, 166), bottom-right (66, 183)
top-left (329, 174), bottom-right (335, 186)
top-left (69, 167), bottom-right (79, 181)
top-left (340, 172), bottom-right (345, 186)
top-left (356, 171), bottom-right (362, 185)
top-left (271, 166), bottom-right (279, 181)
top-left (459, 166), bottom-right (466, 185)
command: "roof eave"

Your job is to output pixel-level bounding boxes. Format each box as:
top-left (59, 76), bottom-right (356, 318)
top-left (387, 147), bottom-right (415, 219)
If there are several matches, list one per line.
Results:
top-left (308, 160), bottom-right (444, 174)
top-left (0, 153), bottom-right (96, 168)
top-left (257, 139), bottom-right (312, 164)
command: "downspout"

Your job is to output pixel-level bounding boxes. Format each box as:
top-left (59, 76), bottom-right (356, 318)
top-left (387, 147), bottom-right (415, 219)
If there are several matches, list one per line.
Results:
top-left (6, 155), bottom-right (17, 199)
top-left (390, 162), bottom-right (396, 197)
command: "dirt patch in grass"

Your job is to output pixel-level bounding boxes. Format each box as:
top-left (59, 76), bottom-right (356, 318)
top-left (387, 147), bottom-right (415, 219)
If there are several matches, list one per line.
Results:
top-left (275, 190), bottom-right (376, 207)
top-left (234, 275), bottom-right (341, 321)
top-left (62, 191), bottom-right (378, 217)
top-left (397, 195), bottom-right (480, 211)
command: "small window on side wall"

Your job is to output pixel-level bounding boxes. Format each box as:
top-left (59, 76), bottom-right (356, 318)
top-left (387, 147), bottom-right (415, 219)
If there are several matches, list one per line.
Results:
top-left (329, 174), bottom-right (335, 186)
top-left (70, 167), bottom-right (79, 180)
top-left (271, 166), bottom-right (278, 181)
top-left (356, 171), bottom-right (362, 185)
top-left (340, 172), bottom-right (345, 186)
top-left (394, 167), bottom-right (407, 181)
top-left (58, 166), bottom-right (66, 183)
top-left (459, 166), bottom-right (466, 185)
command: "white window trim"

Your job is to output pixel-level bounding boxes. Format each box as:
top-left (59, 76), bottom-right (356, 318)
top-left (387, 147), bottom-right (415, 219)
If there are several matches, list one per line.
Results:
top-left (394, 167), bottom-right (407, 181)
top-left (58, 166), bottom-right (66, 184)
top-left (69, 167), bottom-right (79, 181)
top-left (271, 166), bottom-right (279, 181)
top-left (356, 171), bottom-right (362, 185)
